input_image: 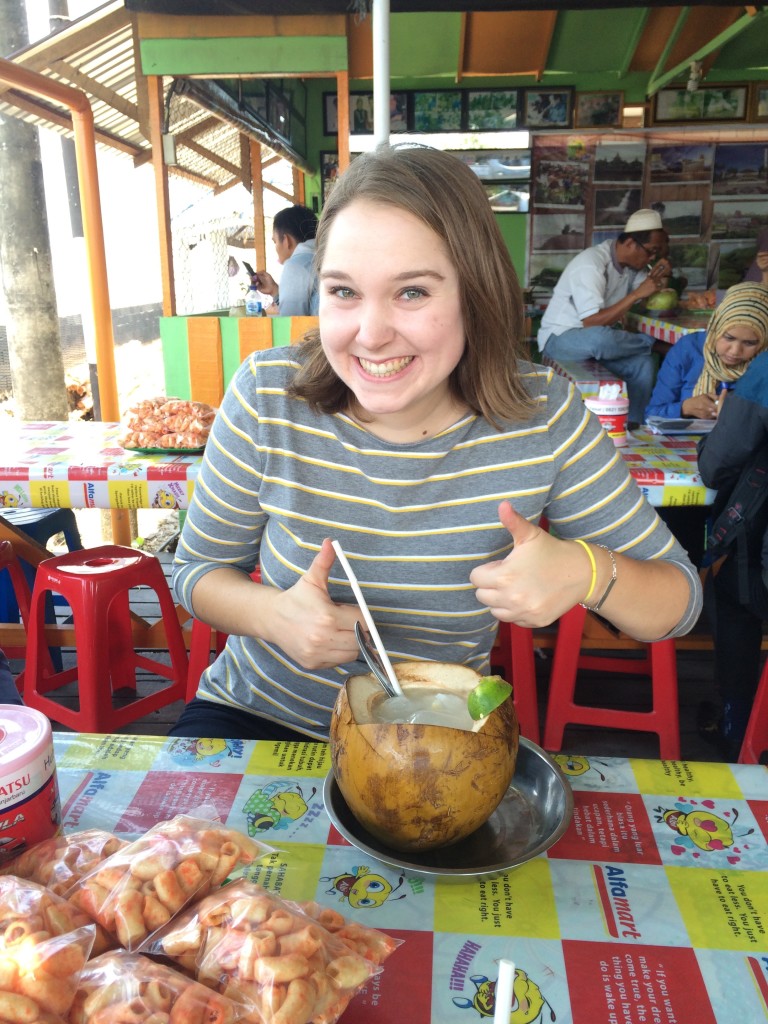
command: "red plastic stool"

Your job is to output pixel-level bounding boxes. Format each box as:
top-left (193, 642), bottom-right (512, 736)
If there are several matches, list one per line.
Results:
top-left (24, 545), bottom-right (188, 732)
top-left (738, 657), bottom-right (768, 764)
top-left (492, 622), bottom-right (541, 742)
top-left (542, 603), bottom-right (680, 759)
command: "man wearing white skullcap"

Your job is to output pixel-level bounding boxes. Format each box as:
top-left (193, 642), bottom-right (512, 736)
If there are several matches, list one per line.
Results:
top-left (538, 208), bottom-right (671, 427)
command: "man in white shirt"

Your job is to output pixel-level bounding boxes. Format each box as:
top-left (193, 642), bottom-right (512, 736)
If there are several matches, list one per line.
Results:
top-left (538, 208), bottom-right (671, 426)
top-left (253, 205), bottom-right (319, 316)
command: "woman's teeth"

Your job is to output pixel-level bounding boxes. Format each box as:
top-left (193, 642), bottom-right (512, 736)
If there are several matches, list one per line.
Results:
top-left (359, 356), bottom-right (414, 377)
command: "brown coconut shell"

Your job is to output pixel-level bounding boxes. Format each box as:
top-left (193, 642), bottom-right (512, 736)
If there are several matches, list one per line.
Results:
top-left (330, 661), bottom-right (519, 852)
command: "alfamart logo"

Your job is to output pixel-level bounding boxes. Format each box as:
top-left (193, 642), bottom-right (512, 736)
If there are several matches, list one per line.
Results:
top-left (86, 481), bottom-right (97, 506)
top-left (593, 864), bottom-right (642, 940)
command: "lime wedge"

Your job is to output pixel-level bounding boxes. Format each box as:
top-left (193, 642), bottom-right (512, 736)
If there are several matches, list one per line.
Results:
top-left (467, 675), bottom-right (513, 721)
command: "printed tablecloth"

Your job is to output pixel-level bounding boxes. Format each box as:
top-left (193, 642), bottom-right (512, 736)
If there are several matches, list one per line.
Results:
top-left (52, 733), bottom-right (768, 1024)
top-left (628, 311), bottom-right (713, 347)
top-left (542, 355), bottom-right (628, 399)
top-left (0, 422), bottom-right (715, 512)
top-left (0, 420), bottom-right (200, 511)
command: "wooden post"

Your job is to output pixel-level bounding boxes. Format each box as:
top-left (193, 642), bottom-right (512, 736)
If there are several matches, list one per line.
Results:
top-left (148, 74), bottom-right (176, 317)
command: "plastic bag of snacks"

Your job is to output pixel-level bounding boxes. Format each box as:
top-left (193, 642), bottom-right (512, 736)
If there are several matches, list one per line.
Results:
top-left (69, 950), bottom-right (255, 1024)
top-left (297, 901), bottom-right (401, 966)
top-left (119, 397), bottom-right (217, 450)
top-left (0, 923), bottom-right (95, 1024)
top-left (67, 816), bottom-right (271, 951)
top-left (0, 829), bottom-right (127, 897)
top-left (144, 879), bottom-right (385, 1024)
top-left (0, 876), bottom-right (114, 957)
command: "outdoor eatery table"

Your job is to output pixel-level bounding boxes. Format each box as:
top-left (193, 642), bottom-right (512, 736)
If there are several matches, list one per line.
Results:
top-left (52, 732), bottom-right (768, 1024)
top-left (0, 419), bottom-right (201, 511)
top-left (627, 310), bottom-right (713, 347)
top-left (542, 354), bottom-right (628, 399)
top-left (0, 421), bottom-right (713, 513)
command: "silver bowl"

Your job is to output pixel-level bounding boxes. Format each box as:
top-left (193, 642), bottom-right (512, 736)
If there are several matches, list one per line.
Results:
top-left (323, 737), bottom-right (573, 879)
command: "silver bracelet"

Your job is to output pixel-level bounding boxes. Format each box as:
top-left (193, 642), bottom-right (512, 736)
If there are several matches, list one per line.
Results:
top-left (580, 546), bottom-right (617, 613)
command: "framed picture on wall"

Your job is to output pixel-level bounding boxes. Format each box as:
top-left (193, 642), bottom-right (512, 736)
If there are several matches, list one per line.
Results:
top-left (653, 84), bottom-right (748, 124)
top-left (320, 151), bottom-right (339, 200)
top-left (574, 91), bottom-right (623, 129)
top-left (466, 89), bottom-right (520, 131)
top-left (323, 92), bottom-right (338, 135)
top-left (413, 90), bottom-right (463, 132)
top-left (751, 83), bottom-right (768, 122)
top-left (522, 88), bottom-right (573, 129)
top-left (350, 92), bottom-right (375, 134)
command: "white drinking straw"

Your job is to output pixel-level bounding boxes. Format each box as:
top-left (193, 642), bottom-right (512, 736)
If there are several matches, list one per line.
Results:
top-left (494, 959), bottom-right (516, 1024)
top-left (331, 539), bottom-right (403, 697)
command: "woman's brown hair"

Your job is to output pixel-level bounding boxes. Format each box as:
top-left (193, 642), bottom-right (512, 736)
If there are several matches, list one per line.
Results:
top-left (290, 144), bottom-right (534, 425)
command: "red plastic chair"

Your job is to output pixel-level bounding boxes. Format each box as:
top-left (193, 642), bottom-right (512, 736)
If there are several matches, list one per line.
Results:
top-left (738, 657), bottom-right (768, 764)
top-left (492, 622), bottom-right (540, 743)
top-left (24, 545), bottom-right (188, 733)
top-left (542, 603), bottom-right (680, 759)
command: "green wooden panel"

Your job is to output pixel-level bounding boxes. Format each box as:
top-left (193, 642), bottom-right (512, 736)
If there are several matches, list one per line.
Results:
top-left (220, 317), bottom-right (244, 391)
top-left (389, 13), bottom-right (462, 79)
top-left (160, 317), bottom-right (191, 399)
top-left (271, 319), bottom-right (293, 347)
top-left (140, 36), bottom-right (347, 76)
top-left (495, 214), bottom-right (528, 284)
top-left (548, 9), bottom-right (647, 75)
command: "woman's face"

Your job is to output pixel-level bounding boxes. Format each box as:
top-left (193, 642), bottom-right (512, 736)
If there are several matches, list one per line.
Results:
top-left (318, 199), bottom-right (466, 437)
top-left (715, 324), bottom-right (761, 367)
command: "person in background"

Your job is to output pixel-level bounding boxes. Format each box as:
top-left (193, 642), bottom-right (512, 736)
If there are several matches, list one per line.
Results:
top-left (697, 349), bottom-right (768, 759)
top-left (537, 208), bottom-right (671, 428)
top-left (0, 649), bottom-right (22, 705)
top-left (646, 282), bottom-right (768, 568)
top-left (169, 144), bottom-right (701, 743)
top-left (646, 282), bottom-right (768, 420)
top-left (252, 205), bottom-right (319, 317)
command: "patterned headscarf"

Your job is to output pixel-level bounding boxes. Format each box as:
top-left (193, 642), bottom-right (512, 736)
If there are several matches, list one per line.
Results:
top-left (693, 282), bottom-right (768, 396)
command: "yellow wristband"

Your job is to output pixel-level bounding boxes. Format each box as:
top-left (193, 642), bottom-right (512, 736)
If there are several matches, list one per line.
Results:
top-left (573, 539), bottom-right (597, 604)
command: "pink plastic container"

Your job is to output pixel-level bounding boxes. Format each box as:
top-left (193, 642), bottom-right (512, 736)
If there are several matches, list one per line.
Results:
top-left (0, 706), bottom-right (61, 864)
top-left (584, 396), bottom-right (630, 447)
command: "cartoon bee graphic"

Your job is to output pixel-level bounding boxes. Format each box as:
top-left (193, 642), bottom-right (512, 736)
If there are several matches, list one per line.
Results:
top-left (167, 736), bottom-right (244, 766)
top-left (320, 866), bottom-right (406, 910)
top-left (153, 488), bottom-right (179, 509)
top-left (453, 969), bottom-right (555, 1023)
top-left (655, 803), bottom-right (752, 853)
top-left (552, 754), bottom-right (608, 782)
top-left (243, 781), bottom-right (316, 835)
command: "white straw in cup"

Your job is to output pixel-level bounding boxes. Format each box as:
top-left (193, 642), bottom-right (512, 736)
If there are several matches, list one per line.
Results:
top-left (331, 539), bottom-right (403, 696)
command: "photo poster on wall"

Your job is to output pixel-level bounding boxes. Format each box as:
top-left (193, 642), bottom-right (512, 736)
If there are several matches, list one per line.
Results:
top-left (528, 134), bottom-right (768, 296)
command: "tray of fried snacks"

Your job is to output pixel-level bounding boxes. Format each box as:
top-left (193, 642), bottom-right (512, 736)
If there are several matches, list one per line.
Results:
top-left (69, 951), bottom-right (255, 1024)
top-left (0, 876), bottom-right (114, 958)
top-left (0, 829), bottom-right (127, 897)
top-left (67, 816), bottom-right (271, 951)
top-left (142, 879), bottom-right (386, 1024)
top-left (119, 397), bottom-right (217, 452)
top-left (0, 922), bottom-right (95, 1024)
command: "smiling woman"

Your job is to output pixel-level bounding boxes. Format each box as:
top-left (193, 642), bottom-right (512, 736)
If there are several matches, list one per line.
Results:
top-left (168, 144), bottom-right (702, 744)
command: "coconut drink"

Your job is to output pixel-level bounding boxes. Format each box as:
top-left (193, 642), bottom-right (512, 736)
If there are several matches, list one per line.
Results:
top-left (329, 661), bottom-right (519, 853)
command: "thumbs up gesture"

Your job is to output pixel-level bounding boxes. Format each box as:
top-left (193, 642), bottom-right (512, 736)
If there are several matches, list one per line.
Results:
top-left (269, 538), bottom-right (363, 669)
top-left (470, 501), bottom-right (592, 627)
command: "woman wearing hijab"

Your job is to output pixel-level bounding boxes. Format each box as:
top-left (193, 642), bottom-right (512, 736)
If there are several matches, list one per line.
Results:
top-left (646, 282), bottom-right (768, 568)
top-left (646, 281), bottom-right (768, 421)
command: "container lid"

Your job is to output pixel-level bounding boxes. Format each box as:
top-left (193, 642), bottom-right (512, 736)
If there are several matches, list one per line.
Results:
top-left (0, 706), bottom-right (52, 773)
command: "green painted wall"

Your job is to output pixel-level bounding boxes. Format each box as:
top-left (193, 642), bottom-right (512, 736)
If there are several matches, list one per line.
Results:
top-left (140, 36), bottom-right (347, 76)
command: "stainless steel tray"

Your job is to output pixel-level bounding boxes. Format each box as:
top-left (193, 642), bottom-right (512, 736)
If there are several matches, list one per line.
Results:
top-left (323, 737), bottom-right (573, 878)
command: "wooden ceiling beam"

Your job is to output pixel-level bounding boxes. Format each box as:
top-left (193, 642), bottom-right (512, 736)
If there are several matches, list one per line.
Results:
top-left (647, 8), bottom-right (767, 94)
top-left (50, 58), bottom-right (139, 122)
top-left (617, 8), bottom-right (650, 78)
top-left (181, 137), bottom-right (241, 178)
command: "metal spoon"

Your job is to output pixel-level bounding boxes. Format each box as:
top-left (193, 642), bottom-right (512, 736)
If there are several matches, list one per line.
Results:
top-left (355, 622), bottom-right (399, 699)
